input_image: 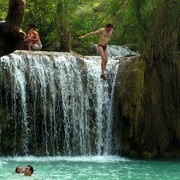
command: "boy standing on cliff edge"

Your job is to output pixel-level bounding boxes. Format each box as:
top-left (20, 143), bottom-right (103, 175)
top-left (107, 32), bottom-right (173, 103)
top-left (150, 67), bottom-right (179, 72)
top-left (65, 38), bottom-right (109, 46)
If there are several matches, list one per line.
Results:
top-left (79, 23), bottom-right (113, 80)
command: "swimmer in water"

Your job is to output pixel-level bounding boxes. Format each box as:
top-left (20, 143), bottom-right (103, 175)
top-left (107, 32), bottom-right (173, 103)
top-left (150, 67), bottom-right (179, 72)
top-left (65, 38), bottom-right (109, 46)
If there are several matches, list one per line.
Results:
top-left (24, 165), bottom-right (34, 176)
top-left (15, 166), bottom-right (23, 174)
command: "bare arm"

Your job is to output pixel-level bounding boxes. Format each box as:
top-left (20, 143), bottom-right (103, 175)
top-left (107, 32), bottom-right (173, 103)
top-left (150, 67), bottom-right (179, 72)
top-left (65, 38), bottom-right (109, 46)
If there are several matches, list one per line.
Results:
top-left (24, 34), bottom-right (28, 42)
top-left (79, 28), bottom-right (104, 39)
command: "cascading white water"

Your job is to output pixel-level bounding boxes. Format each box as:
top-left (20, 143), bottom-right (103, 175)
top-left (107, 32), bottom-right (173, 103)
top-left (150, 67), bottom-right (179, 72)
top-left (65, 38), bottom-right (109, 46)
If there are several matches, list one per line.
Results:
top-left (0, 54), bottom-right (29, 154)
top-left (0, 51), bottom-right (120, 156)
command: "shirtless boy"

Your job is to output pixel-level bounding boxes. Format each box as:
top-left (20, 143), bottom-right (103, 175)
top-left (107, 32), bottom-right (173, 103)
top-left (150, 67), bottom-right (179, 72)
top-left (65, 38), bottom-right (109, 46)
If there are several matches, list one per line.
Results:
top-left (24, 24), bottom-right (42, 51)
top-left (79, 23), bottom-right (113, 80)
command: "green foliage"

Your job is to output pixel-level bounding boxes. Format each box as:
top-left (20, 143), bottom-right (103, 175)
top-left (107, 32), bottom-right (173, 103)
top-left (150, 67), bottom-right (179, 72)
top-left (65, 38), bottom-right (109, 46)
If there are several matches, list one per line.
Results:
top-left (0, 1), bottom-right (8, 20)
top-left (0, 0), bottom-right (179, 56)
top-left (122, 0), bottom-right (179, 65)
top-left (23, 0), bottom-right (57, 50)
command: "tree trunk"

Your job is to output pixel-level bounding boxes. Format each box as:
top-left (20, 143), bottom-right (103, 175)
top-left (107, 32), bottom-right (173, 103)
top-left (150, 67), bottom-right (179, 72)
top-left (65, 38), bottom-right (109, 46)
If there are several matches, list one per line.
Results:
top-left (56, 0), bottom-right (72, 52)
top-left (0, 0), bottom-right (25, 57)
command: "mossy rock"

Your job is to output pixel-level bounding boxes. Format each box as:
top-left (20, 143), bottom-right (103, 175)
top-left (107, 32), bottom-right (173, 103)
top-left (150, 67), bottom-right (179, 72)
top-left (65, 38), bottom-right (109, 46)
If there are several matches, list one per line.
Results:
top-left (113, 55), bottom-right (180, 159)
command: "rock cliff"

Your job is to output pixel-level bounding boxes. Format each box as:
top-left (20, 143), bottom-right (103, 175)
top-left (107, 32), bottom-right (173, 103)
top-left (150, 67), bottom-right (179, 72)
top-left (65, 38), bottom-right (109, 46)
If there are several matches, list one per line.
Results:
top-left (113, 56), bottom-right (180, 159)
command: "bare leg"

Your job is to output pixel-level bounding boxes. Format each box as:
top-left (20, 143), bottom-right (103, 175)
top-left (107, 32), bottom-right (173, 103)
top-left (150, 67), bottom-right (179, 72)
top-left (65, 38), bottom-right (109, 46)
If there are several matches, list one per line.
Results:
top-left (98, 46), bottom-right (108, 76)
top-left (104, 49), bottom-right (108, 72)
top-left (28, 41), bottom-right (33, 51)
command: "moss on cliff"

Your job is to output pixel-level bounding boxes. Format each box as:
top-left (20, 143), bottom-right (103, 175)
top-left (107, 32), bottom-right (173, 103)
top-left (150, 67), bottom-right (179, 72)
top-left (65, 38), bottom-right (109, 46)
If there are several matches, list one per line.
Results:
top-left (113, 56), bottom-right (180, 159)
top-left (113, 56), bottom-right (144, 156)
top-left (115, 56), bottom-right (145, 136)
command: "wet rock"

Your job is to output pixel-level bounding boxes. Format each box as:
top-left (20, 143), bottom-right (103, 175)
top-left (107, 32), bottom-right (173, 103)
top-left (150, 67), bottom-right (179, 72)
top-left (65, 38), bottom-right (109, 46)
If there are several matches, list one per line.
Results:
top-left (113, 56), bottom-right (180, 159)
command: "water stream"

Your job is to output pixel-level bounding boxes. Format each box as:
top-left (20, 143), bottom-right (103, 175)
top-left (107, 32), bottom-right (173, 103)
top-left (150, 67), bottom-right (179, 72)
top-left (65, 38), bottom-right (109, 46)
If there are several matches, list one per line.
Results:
top-left (0, 51), bottom-right (119, 156)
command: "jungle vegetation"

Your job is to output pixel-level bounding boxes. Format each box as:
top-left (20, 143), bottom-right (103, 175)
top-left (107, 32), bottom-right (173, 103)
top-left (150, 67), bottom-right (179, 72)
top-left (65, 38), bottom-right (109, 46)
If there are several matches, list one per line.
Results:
top-left (0, 0), bottom-right (179, 59)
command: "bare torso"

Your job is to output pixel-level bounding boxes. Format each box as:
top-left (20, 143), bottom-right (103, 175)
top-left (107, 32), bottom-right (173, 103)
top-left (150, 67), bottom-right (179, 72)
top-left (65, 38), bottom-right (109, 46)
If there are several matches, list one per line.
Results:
top-left (98, 28), bottom-right (113, 46)
top-left (32, 30), bottom-right (41, 44)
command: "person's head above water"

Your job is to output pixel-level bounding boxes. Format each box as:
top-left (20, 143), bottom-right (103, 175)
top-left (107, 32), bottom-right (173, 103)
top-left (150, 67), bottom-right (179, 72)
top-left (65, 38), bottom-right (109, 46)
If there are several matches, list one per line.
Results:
top-left (24, 165), bottom-right (34, 176)
top-left (15, 166), bottom-right (23, 174)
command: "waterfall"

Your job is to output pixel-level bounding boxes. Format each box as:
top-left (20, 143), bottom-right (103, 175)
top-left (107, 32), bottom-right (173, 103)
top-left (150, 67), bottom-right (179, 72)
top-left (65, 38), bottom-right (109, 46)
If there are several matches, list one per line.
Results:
top-left (0, 51), bottom-right (120, 156)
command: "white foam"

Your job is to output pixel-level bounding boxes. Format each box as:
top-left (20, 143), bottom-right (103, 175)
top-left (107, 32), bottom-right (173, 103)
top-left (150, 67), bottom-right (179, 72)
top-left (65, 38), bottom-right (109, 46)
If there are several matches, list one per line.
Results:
top-left (0, 155), bottom-right (130, 163)
top-left (0, 160), bottom-right (8, 166)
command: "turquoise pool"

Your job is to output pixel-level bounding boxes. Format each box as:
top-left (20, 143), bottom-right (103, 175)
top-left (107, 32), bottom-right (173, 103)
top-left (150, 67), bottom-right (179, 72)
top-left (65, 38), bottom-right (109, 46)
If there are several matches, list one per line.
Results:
top-left (0, 156), bottom-right (179, 179)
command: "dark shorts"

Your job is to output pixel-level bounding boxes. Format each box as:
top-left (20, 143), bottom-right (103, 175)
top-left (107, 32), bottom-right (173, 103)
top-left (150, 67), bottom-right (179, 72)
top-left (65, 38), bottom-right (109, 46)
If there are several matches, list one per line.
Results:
top-left (98, 44), bottom-right (107, 52)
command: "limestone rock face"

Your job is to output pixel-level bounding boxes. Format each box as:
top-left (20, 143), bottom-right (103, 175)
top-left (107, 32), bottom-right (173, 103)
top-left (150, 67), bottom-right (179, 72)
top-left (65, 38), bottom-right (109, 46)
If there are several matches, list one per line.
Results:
top-left (0, 0), bottom-right (25, 57)
top-left (113, 56), bottom-right (180, 159)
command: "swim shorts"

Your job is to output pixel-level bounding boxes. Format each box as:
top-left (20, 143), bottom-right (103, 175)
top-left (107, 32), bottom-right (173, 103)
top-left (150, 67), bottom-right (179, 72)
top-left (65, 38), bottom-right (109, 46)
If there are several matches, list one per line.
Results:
top-left (98, 44), bottom-right (107, 52)
top-left (32, 44), bottom-right (42, 50)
